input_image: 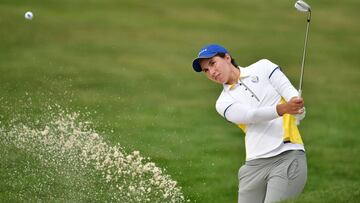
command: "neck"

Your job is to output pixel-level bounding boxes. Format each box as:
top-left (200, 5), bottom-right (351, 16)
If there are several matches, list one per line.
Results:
top-left (226, 66), bottom-right (240, 85)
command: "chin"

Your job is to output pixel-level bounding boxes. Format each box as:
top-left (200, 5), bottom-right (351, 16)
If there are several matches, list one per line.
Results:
top-left (218, 78), bottom-right (226, 84)
top-left (217, 80), bottom-right (225, 84)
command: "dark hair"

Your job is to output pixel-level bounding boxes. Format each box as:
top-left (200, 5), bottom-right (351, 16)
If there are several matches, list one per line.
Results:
top-left (216, 53), bottom-right (238, 67)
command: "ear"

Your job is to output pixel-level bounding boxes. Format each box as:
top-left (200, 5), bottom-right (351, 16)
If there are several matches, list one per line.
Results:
top-left (225, 53), bottom-right (232, 62)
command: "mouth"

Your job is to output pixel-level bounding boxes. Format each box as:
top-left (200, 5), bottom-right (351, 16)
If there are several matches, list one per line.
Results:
top-left (215, 74), bottom-right (221, 81)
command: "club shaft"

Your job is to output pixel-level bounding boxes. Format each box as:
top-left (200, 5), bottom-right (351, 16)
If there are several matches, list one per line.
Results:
top-left (298, 11), bottom-right (311, 97)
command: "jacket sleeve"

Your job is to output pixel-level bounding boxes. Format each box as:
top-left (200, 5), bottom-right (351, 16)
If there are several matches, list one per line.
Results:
top-left (263, 59), bottom-right (299, 101)
top-left (216, 101), bottom-right (280, 125)
top-left (263, 59), bottom-right (306, 121)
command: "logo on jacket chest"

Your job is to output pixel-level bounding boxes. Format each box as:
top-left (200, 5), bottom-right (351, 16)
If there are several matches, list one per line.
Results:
top-left (251, 75), bottom-right (259, 83)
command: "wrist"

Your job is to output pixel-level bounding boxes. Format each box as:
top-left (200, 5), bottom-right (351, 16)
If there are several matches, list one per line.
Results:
top-left (276, 103), bottom-right (287, 116)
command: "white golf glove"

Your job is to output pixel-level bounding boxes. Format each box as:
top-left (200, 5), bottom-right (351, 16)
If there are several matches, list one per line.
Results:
top-left (295, 107), bottom-right (306, 125)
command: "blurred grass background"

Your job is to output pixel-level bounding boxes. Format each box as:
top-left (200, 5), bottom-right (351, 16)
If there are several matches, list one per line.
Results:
top-left (1, 0), bottom-right (359, 202)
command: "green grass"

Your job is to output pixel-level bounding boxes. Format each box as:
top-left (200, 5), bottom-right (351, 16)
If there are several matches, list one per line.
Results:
top-left (1, 0), bottom-right (359, 202)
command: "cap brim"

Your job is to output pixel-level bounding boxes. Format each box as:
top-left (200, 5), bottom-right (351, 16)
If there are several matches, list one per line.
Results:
top-left (192, 53), bottom-right (217, 72)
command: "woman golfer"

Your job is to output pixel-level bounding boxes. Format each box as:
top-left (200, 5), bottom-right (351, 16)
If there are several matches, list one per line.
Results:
top-left (192, 44), bottom-right (307, 203)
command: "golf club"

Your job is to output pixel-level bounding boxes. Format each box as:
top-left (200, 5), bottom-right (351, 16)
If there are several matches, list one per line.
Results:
top-left (294, 0), bottom-right (311, 97)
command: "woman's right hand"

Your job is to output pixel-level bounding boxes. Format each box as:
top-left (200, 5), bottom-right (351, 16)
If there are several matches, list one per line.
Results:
top-left (276, 97), bottom-right (304, 116)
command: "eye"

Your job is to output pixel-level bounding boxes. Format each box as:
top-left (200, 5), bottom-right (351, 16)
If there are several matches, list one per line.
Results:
top-left (202, 68), bottom-right (209, 73)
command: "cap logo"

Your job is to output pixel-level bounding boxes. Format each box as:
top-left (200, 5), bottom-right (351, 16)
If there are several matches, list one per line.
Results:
top-left (198, 48), bottom-right (207, 56)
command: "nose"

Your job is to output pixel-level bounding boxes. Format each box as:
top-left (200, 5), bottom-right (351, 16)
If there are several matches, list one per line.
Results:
top-left (209, 67), bottom-right (217, 77)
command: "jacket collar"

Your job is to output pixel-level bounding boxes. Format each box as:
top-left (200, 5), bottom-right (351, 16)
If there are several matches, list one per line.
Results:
top-left (223, 67), bottom-right (250, 91)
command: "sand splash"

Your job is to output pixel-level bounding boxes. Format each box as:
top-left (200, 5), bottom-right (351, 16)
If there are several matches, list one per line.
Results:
top-left (0, 106), bottom-right (186, 202)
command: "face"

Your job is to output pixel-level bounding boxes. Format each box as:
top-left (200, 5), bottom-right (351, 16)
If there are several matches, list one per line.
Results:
top-left (199, 54), bottom-right (234, 84)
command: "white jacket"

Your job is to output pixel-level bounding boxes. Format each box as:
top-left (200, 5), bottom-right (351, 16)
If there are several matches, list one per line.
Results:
top-left (216, 59), bottom-right (305, 161)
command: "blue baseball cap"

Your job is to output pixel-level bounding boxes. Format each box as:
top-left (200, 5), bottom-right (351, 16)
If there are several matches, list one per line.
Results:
top-left (192, 44), bottom-right (228, 72)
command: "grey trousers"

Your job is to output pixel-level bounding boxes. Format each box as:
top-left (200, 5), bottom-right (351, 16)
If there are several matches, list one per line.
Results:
top-left (238, 150), bottom-right (307, 203)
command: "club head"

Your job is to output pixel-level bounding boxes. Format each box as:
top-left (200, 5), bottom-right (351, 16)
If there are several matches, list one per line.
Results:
top-left (295, 0), bottom-right (311, 12)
